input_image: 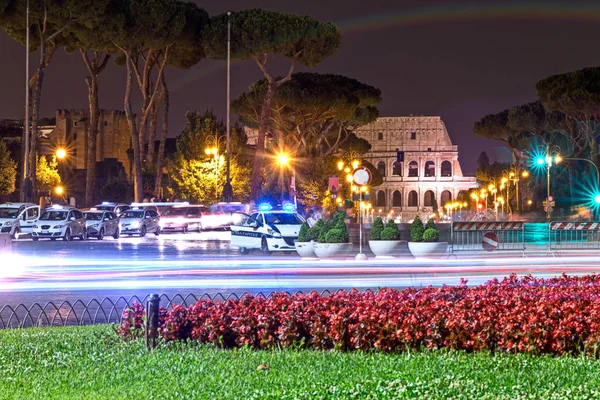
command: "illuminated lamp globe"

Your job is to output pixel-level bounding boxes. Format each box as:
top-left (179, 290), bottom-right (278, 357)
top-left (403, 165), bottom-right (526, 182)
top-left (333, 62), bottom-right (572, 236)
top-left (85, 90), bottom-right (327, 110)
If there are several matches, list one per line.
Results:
top-left (595, 194), bottom-right (600, 205)
top-left (56, 148), bottom-right (67, 159)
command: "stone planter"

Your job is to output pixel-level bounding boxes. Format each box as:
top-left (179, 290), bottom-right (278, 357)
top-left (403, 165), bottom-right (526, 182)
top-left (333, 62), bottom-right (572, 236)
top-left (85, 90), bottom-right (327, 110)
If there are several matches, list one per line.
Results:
top-left (295, 241), bottom-right (315, 258)
top-left (314, 242), bottom-right (353, 259)
top-left (368, 240), bottom-right (405, 257)
top-left (408, 241), bottom-right (448, 258)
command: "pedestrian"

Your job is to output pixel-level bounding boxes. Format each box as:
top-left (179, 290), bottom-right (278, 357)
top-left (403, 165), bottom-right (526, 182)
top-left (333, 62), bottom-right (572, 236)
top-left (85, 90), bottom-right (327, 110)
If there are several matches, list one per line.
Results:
top-left (307, 211), bottom-right (317, 227)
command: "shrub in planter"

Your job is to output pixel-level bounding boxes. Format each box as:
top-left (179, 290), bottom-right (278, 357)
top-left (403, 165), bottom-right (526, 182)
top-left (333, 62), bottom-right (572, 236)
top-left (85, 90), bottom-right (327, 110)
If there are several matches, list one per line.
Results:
top-left (426, 217), bottom-right (436, 231)
top-left (423, 228), bottom-right (440, 242)
top-left (410, 216), bottom-right (425, 242)
top-left (309, 219), bottom-right (325, 241)
top-left (325, 228), bottom-right (345, 243)
top-left (380, 227), bottom-right (400, 241)
top-left (297, 222), bottom-right (310, 242)
top-left (370, 217), bottom-right (384, 240)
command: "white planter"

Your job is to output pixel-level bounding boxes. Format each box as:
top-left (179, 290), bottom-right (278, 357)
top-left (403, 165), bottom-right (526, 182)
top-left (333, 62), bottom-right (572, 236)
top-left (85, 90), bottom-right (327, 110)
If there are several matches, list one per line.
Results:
top-left (295, 241), bottom-right (315, 258)
top-left (368, 240), bottom-right (404, 257)
top-left (314, 242), bottom-right (353, 259)
top-left (408, 242), bottom-right (448, 258)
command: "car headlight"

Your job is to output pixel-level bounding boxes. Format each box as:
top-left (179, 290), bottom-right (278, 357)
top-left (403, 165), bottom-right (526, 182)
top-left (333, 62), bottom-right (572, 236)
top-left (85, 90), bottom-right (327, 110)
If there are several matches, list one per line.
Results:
top-left (159, 220), bottom-right (165, 228)
top-left (267, 228), bottom-right (282, 238)
top-left (131, 221), bottom-right (140, 228)
top-left (90, 224), bottom-right (99, 228)
top-left (3, 221), bottom-right (13, 226)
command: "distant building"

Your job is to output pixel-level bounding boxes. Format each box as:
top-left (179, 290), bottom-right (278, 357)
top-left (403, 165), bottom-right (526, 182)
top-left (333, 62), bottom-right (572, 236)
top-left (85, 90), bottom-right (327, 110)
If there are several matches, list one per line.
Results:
top-left (354, 116), bottom-right (477, 221)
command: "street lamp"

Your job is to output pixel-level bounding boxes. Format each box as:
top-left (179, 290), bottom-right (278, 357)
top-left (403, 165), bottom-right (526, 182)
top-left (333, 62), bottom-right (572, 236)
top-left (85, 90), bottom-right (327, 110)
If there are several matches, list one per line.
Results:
top-left (55, 186), bottom-right (64, 196)
top-left (503, 164), bottom-right (528, 212)
top-left (56, 148), bottom-right (67, 160)
top-left (205, 145), bottom-right (221, 201)
top-left (535, 145), bottom-right (561, 219)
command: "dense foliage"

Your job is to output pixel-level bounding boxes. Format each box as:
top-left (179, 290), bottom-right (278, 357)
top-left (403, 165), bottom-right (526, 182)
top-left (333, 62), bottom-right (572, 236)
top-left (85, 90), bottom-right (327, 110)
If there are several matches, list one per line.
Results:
top-left (423, 228), bottom-right (440, 242)
top-left (379, 219), bottom-right (400, 241)
top-left (410, 216), bottom-right (425, 242)
top-left (4, 325), bottom-right (600, 399)
top-left (0, 139), bottom-right (16, 196)
top-left (316, 212), bottom-right (349, 243)
top-left (35, 155), bottom-right (61, 194)
top-left (119, 274), bottom-right (600, 357)
top-left (297, 222), bottom-right (310, 242)
top-left (370, 217), bottom-right (384, 240)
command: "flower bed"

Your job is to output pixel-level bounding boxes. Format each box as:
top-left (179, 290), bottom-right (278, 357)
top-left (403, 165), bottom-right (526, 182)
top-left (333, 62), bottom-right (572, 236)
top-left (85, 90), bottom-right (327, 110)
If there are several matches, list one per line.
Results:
top-left (118, 274), bottom-right (600, 356)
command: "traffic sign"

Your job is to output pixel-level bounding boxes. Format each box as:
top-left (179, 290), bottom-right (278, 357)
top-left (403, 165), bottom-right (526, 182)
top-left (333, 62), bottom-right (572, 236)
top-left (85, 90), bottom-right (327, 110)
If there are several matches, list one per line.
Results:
top-left (482, 231), bottom-right (499, 252)
top-left (352, 167), bottom-right (372, 186)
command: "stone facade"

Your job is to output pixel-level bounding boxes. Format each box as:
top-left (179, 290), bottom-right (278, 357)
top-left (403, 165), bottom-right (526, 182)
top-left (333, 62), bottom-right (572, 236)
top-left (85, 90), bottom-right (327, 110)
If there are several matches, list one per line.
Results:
top-left (53, 109), bottom-right (132, 175)
top-left (354, 116), bottom-right (477, 221)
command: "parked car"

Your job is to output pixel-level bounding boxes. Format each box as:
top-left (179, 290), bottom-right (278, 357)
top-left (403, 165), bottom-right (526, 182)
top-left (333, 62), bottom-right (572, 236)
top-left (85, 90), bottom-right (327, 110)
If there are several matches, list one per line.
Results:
top-left (84, 210), bottom-right (120, 240)
top-left (0, 202), bottom-right (40, 238)
top-left (32, 205), bottom-right (87, 241)
top-left (159, 205), bottom-right (208, 233)
top-left (119, 208), bottom-right (160, 237)
top-left (130, 202), bottom-right (189, 216)
top-left (205, 202), bottom-right (251, 230)
top-left (93, 202), bottom-right (130, 215)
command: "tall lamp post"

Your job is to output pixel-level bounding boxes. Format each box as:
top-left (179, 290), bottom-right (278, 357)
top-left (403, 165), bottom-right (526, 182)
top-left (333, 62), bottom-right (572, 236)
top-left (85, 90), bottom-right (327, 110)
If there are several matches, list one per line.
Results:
top-left (276, 153), bottom-right (289, 203)
top-left (503, 164), bottom-right (529, 212)
top-left (21, 0), bottom-right (32, 203)
top-left (221, 11), bottom-right (234, 202)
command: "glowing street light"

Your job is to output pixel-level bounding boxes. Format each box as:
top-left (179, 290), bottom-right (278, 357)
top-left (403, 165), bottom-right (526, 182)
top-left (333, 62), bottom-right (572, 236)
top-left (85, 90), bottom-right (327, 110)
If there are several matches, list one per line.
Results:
top-left (55, 186), bottom-right (64, 195)
top-left (55, 148), bottom-right (67, 160)
top-left (277, 153), bottom-right (289, 166)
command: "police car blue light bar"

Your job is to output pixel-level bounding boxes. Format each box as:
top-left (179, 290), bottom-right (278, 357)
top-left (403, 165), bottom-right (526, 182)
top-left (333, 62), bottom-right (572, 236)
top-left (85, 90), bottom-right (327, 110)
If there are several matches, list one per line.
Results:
top-left (282, 203), bottom-right (295, 212)
top-left (259, 203), bottom-right (272, 212)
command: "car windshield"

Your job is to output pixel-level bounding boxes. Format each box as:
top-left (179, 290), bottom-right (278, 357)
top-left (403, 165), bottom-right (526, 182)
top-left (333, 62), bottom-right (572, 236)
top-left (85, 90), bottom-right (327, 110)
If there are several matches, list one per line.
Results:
top-left (84, 213), bottom-right (103, 221)
top-left (264, 213), bottom-right (303, 225)
top-left (164, 208), bottom-right (187, 217)
top-left (121, 211), bottom-right (144, 219)
top-left (40, 211), bottom-right (68, 220)
top-left (0, 208), bottom-right (20, 219)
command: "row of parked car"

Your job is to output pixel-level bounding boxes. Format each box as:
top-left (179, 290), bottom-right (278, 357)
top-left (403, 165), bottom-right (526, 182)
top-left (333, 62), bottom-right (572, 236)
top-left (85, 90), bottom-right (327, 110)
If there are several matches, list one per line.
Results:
top-left (0, 201), bottom-right (249, 241)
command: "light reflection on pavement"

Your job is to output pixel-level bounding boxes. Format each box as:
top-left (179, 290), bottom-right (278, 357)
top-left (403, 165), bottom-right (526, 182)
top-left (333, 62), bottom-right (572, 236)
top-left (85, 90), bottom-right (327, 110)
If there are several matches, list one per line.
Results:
top-left (1, 231), bottom-right (600, 307)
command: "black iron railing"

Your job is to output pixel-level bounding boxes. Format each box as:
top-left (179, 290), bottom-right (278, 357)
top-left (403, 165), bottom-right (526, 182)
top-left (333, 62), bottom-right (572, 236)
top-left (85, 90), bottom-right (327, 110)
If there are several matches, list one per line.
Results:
top-left (0, 290), bottom-right (341, 329)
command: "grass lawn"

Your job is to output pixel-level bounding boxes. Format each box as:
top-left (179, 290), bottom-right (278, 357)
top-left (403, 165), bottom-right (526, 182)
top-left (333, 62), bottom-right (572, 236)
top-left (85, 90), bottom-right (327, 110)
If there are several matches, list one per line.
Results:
top-left (1, 326), bottom-right (600, 399)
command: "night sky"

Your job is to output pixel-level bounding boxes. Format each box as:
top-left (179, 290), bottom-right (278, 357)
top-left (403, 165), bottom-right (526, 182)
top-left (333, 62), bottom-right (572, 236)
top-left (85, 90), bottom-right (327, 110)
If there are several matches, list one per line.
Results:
top-left (1, 0), bottom-right (599, 174)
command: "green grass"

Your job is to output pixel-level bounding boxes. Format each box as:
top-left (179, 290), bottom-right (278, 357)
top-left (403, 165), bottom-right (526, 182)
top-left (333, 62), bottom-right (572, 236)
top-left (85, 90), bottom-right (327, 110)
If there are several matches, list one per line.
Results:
top-left (1, 326), bottom-right (600, 399)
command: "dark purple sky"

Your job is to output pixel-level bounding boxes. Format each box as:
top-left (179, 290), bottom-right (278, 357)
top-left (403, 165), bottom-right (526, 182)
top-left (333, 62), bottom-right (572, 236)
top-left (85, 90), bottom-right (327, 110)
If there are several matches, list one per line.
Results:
top-left (1, 0), bottom-right (599, 174)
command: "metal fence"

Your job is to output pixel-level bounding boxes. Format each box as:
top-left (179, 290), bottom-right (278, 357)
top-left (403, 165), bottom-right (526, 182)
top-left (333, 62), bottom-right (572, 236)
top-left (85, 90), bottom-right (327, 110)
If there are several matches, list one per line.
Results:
top-left (548, 221), bottom-right (600, 252)
top-left (0, 290), bottom-right (341, 330)
top-left (451, 221), bottom-right (525, 252)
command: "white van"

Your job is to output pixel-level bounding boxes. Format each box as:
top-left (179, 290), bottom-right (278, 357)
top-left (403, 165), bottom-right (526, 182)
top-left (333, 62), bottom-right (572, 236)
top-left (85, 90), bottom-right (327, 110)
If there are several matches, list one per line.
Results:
top-left (0, 203), bottom-right (40, 238)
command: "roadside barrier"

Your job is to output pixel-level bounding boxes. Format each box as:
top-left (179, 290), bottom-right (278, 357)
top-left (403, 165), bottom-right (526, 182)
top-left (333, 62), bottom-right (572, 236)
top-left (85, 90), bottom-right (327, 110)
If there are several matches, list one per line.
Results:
top-left (451, 221), bottom-right (525, 253)
top-left (548, 221), bottom-right (600, 254)
top-left (0, 290), bottom-right (343, 329)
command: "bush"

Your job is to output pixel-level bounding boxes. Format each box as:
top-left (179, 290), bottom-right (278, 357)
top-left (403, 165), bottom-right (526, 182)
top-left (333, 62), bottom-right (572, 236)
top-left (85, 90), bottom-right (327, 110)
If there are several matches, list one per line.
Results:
top-left (370, 217), bottom-right (384, 240)
top-left (423, 228), bottom-right (440, 242)
top-left (410, 216), bottom-right (425, 242)
top-left (298, 222), bottom-right (310, 242)
top-left (118, 274), bottom-right (600, 356)
top-left (380, 227), bottom-right (400, 240)
top-left (325, 228), bottom-right (345, 243)
top-left (425, 218), bottom-right (436, 231)
top-left (308, 219), bottom-right (324, 241)
top-left (317, 212), bottom-right (349, 243)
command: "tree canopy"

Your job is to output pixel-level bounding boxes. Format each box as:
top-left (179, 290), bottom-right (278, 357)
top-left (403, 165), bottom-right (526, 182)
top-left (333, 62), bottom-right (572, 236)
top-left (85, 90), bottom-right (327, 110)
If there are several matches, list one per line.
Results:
top-left (233, 72), bottom-right (381, 157)
top-left (0, 139), bottom-right (17, 197)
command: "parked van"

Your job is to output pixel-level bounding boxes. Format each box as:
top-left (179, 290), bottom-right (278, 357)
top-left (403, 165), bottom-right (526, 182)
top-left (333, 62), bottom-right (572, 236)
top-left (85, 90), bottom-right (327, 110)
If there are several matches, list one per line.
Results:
top-left (0, 203), bottom-right (40, 238)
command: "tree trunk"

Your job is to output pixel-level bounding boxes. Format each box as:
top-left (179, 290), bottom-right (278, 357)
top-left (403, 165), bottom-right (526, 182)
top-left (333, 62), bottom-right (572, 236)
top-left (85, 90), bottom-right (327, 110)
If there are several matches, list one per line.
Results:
top-left (28, 39), bottom-right (49, 199)
top-left (84, 71), bottom-right (98, 207)
top-left (154, 76), bottom-right (169, 199)
top-left (147, 91), bottom-right (164, 169)
top-left (250, 80), bottom-right (277, 200)
top-left (123, 51), bottom-right (144, 202)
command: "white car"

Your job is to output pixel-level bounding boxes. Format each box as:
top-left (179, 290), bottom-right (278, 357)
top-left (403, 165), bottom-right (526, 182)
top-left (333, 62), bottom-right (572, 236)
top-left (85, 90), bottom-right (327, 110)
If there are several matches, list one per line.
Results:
top-left (159, 205), bottom-right (208, 233)
top-left (32, 206), bottom-right (87, 241)
top-left (93, 202), bottom-right (131, 215)
top-left (119, 208), bottom-right (161, 237)
top-left (84, 211), bottom-right (120, 240)
top-left (0, 203), bottom-right (39, 238)
top-left (230, 205), bottom-right (305, 254)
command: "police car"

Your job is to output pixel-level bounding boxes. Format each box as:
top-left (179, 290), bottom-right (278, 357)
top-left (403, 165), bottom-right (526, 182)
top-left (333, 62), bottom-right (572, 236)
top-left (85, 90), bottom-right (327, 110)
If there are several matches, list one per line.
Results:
top-left (0, 203), bottom-right (39, 238)
top-left (31, 205), bottom-right (87, 241)
top-left (230, 203), bottom-right (305, 254)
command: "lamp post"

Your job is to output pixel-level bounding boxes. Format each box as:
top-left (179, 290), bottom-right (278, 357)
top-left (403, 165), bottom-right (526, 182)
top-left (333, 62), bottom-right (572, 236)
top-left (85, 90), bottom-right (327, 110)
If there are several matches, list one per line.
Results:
top-left (276, 153), bottom-right (289, 202)
top-left (205, 146), bottom-right (220, 201)
top-left (21, 0), bottom-right (31, 203)
top-left (535, 145), bottom-right (561, 219)
top-left (221, 11), bottom-right (234, 202)
top-left (503, 164), bottom-right (529, 212)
